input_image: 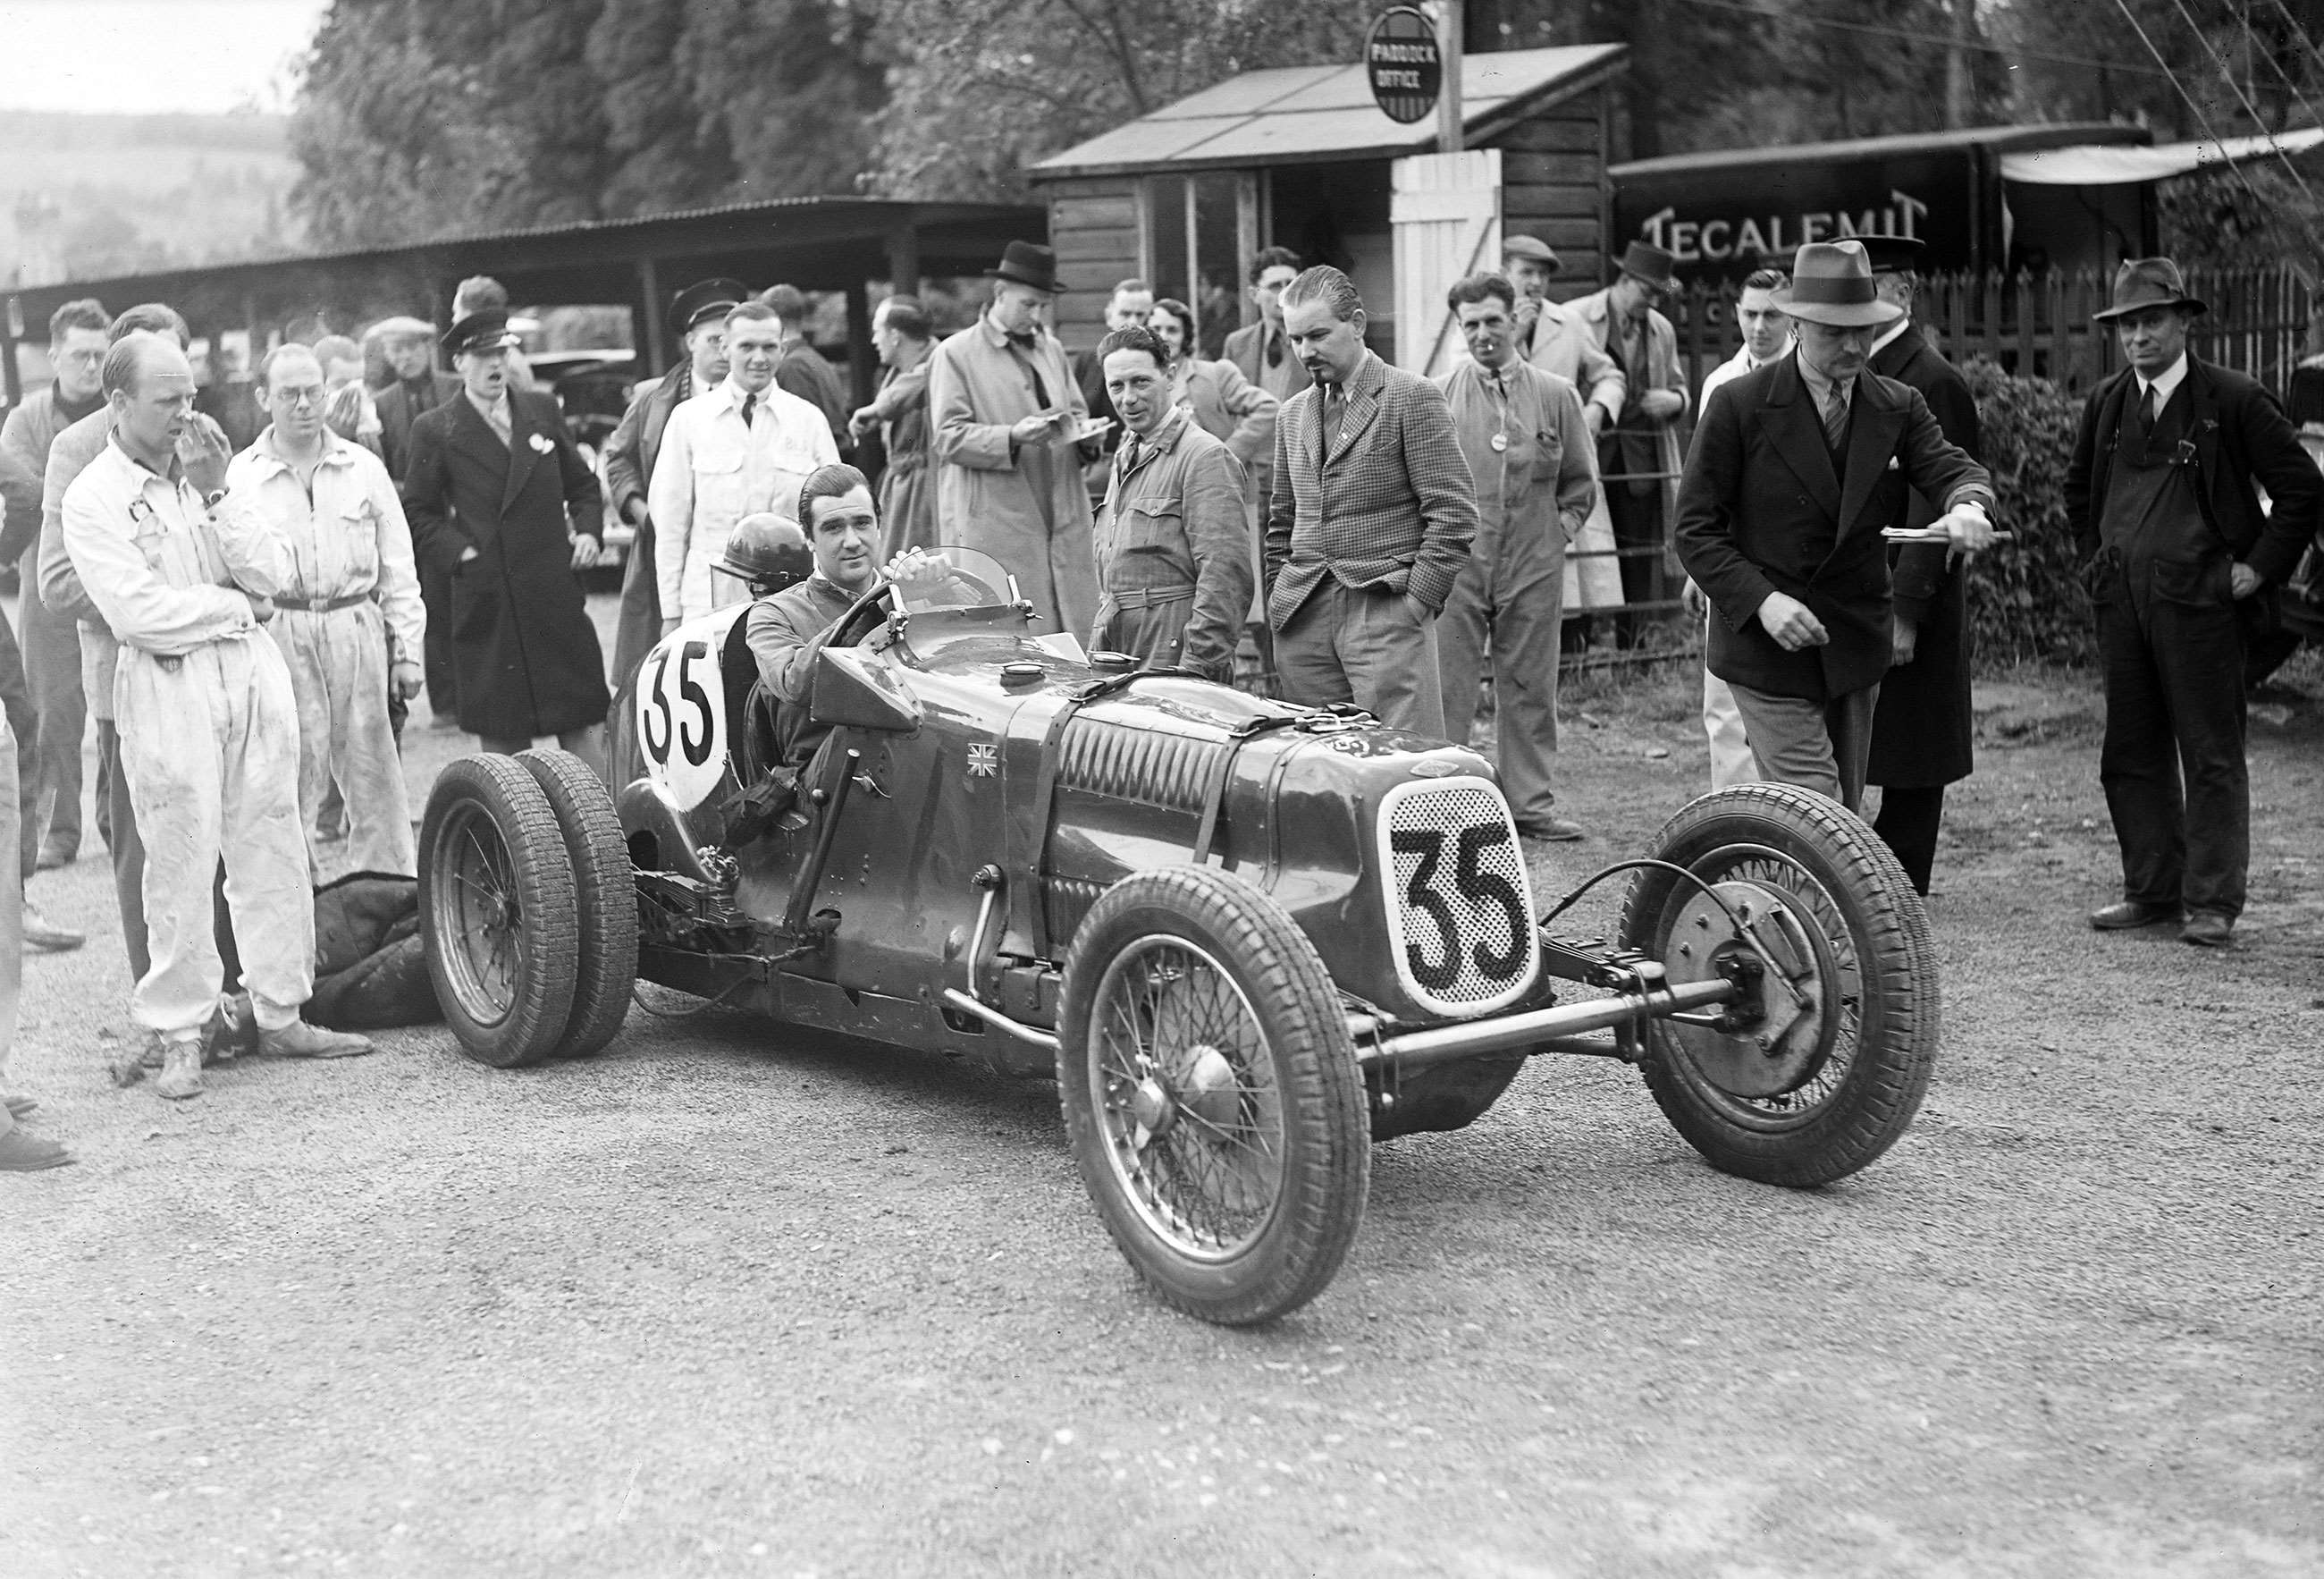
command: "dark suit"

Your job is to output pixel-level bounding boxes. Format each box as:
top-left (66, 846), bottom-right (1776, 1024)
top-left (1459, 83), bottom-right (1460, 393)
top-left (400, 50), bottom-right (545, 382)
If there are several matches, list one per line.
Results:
top-left (2064, 354), bottom-right (2320, 921)
top-left (1865, 323), bottom-right (1981, 891)
top-left (601, 364), bottom-right (695, 689)
top-left (1676, 353), bottom-right (1991, 806)
top-left (375, 372), bottom-right (462, 482)
top-left (777, 340), bottom-right (851, 457)
top-left (376, 370), bottom-right (465, 714)
top-left (399, 389), bottom-right (610, 741)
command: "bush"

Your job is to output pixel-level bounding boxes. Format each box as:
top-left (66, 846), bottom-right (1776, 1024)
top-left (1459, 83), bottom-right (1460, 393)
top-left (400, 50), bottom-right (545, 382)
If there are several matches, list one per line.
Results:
top-left (1959, 357), bottom-right (2096, 667)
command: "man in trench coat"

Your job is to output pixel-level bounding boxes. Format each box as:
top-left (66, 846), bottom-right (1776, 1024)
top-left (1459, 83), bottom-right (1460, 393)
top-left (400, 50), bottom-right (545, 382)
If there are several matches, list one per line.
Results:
top-left (399, 309), bottom-right (610, 768)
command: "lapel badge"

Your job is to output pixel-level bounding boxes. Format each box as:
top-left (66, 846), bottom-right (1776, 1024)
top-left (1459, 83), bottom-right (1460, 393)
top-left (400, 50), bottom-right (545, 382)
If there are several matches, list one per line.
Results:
top-left (966, 741), bottom-right (998, 779)
top-left (527, 432), bottom-right (555, 454)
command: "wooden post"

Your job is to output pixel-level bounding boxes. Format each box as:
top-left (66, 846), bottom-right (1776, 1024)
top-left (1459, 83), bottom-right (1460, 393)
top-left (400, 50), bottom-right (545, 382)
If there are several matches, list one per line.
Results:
top-left (0, 295), bottom-right (21, 410)
top-left (636, 256), bottom-right (669, 375)
top-left (845, 277), bottom-right (876, 410)
top-left (885, 219), bottom-right (922, 298)
top-left (1436, 1), bottom-right (1463, 156)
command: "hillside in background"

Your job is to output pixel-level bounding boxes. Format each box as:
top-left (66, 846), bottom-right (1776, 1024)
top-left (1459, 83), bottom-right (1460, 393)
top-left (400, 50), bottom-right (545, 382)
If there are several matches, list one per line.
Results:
top-left (0, 111), bottom-right (303, 290)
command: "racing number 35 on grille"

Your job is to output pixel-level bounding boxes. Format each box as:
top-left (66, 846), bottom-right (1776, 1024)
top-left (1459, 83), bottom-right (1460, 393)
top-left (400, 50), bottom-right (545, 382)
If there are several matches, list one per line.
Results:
top-left (640, 631), bottom-right (730, 811)
top-left (1377, 778), bottom-right (1539, 1017)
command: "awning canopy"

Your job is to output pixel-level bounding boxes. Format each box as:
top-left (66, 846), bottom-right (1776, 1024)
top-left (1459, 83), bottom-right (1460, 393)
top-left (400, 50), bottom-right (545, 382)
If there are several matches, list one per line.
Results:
top-left (2000, 127), bottom-right (2324, 185)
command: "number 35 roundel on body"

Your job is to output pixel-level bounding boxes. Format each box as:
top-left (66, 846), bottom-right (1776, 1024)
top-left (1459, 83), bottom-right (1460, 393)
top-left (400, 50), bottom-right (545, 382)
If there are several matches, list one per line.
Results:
top-left (637, 608), bottom-right (746, 811)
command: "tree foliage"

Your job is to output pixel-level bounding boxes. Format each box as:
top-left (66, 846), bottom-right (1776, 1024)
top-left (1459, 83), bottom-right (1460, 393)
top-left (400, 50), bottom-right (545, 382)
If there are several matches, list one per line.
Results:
top-left (1958, 357), bottom-right (2096, 666)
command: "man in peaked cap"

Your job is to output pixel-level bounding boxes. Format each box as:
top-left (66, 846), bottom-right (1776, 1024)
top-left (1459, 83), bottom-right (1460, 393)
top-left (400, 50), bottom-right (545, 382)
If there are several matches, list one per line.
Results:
top-left (602, 277), bottom-right (747, 687)
top-left (1675, 239), bottom-right (1997, 811)
top-left (926, 241), bottom-right (1107, 635)
top-left (2065, 258), bottom-right (2321, 948)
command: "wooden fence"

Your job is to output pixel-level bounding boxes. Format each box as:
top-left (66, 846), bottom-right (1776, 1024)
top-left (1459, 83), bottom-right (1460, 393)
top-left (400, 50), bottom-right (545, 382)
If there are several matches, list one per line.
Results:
top-left (1668, 266), bottom-right (2317, 397)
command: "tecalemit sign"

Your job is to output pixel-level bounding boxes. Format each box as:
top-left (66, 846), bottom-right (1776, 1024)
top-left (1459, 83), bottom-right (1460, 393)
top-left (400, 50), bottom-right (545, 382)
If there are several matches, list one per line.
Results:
top-left (1634, 190), bottom-right (1930, 267)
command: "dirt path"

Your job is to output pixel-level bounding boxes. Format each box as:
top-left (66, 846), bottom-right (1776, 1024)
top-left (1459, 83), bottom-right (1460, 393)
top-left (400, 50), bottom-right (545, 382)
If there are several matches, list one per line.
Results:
top-left (2, 624), bottom-right (2316, 1577)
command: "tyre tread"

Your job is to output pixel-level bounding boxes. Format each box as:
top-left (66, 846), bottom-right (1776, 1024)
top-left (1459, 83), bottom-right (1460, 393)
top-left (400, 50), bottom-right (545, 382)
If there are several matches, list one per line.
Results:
top-left (518, 749), bottom-right (637, 1059)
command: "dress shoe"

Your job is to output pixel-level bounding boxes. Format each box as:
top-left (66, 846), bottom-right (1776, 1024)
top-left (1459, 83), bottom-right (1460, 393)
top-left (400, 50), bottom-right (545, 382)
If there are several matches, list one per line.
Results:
top-left (21, 906), bottom-right (84, 951)
top-left (204, 994), bottom-right (256, 1066)
top-left (2087, 899), bottom-right (2180, 931)
top-left (257, 1020), bottom-right (373, 1060)
top-left (2180, 912), bottom-right (2235, 949)
top-left (0, 1130), bottom-right (75, 1170)
top-left (36, 839), bottom-right (75, 871)
top-left (4, 1093), bottom-right (38, 1119)
top-left (154, 1041), bottom-right (205, 1101)
top-left (1517, 817), bottom-right (1586, 842)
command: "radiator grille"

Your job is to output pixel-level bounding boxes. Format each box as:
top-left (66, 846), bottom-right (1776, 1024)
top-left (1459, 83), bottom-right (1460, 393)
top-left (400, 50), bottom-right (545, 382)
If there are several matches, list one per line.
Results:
top-left (1054, 719), bottom-right (1228, 814)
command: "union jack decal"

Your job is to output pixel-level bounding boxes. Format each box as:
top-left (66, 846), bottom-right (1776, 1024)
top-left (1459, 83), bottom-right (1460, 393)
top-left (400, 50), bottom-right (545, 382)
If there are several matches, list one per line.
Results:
top-left (966, 741), bottom-right (998, 778)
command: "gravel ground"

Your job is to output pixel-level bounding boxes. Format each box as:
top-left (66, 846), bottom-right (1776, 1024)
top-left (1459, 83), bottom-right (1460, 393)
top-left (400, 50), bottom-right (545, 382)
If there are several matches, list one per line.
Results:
top-left (3, 600), bottom-right (2318, 1578)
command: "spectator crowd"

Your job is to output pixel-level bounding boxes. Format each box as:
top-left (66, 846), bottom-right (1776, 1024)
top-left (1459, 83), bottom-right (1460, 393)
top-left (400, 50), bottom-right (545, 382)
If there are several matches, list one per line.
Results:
top-left (1, 228), bottom-right (2313, 1171)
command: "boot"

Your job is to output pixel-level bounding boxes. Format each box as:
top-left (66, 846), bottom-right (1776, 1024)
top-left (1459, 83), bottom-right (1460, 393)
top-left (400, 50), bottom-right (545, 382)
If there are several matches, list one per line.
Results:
top-left (154, 1040), bottom-right (206, 1101)
top-left (257, 1020), bottom-right (373, 1060)
top-left (0, 1130), bottom-right (75, 1170)
top-left (22, 905), bottom-right (84, 952)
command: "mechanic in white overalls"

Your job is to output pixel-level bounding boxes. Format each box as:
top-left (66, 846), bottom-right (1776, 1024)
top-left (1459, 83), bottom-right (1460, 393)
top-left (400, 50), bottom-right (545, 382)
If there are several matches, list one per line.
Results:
top-left (63, 336), bottom-right (371, 1101)
top-left (225, 344), bottom-right (426, 879)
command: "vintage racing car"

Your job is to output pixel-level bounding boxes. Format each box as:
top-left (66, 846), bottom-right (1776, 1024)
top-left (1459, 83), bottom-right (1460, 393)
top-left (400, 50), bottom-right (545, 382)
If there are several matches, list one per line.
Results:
top-left (418, 549), bottom-right (1939, 1326)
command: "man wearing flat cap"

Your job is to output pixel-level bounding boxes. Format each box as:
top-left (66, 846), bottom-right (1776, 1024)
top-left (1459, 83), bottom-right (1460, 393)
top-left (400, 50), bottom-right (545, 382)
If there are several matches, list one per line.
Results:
top-left (928, 241), bottom-right (1106, 635)
top-left (399, 309), bottom-right (611, 769)
top-left (602, 277), bottom-right (745, 688)
top-left (1675, 239), bottom-right (1997, 810)
top-left (1570, 241), bottom-right (1690, 644)
top-left (2066, 258), bottom-right (2321, 948)
top-left (1859, 234), bottom-right (1983, 896)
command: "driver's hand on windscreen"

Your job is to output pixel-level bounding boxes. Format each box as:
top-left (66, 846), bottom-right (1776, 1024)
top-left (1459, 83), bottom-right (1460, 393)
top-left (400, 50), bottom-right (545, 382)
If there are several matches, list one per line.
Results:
top-left (886, 548), bottom-right (948, 592)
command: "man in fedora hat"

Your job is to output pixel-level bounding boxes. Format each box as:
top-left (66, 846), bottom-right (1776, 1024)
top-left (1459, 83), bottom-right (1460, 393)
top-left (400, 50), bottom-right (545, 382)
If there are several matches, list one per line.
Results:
top-left (1570, 241), bottom-right (1689, 645)
top-left (928, 241), bottom-right (1107, 635)
top-left (399, 308), bottom-right (611, 770)
top-left (1675, 239), bottom-right (1996, 811)
top-left (1855, 235), bottom-right (1983, 896)
top-left (2066, 257), bottom-right (2320, 948)
top-left (602, 276), bottom-right (747, 688)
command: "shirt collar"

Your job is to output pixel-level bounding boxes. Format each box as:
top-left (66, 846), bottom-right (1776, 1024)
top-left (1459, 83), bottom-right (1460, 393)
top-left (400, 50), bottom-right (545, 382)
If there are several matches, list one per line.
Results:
top-left (718, 377), bottom-right (770, 414)
top-left (466, 387), bottom-right (509, 423)
top-left (1870, 317), bottom-right (1912, 358)
top-left (1794, 349), bottom-right (1852, 407)
top-left (105, 431), bottom-right (184, 486)
top-left (249, 426), bottom-right (354, 474)
top-left (2139, 352), bottom-right (2190, 407)
top-left (1137, 405), bottom-right (1191, 452)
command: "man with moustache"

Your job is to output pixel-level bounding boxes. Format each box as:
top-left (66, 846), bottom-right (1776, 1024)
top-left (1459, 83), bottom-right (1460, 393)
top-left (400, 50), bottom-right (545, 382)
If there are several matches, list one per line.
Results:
top-left (2066, 258), bottom-right (2320, 948)
top-left (1265, 266), bottom-right (1477, 736)
top-left (1676, 241), bottom-right (1995, 810)
top-left (1435, 273), bottom-right (1598, 840)
top-left (602, 277), bottom-right (746, 684)
top-left (1088, 325), bottom-right (1251, 680)
top-left (653, 300), bottom-right (840, 630)
top-left (399, 308), bottom-right (610, 768)
top-left (65, 336), bottom-right (374, 1100)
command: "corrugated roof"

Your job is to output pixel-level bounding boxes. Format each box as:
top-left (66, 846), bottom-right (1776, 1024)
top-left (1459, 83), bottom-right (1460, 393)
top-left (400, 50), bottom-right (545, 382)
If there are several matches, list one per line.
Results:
top-left (1609, 122), bottom-right (2148, 181)
top-left (1031, 44), bottom-right (1627, 179)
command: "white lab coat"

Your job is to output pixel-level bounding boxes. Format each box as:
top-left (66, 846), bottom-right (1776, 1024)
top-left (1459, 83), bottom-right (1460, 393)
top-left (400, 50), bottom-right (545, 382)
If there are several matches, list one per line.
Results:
top-left (650, 377), bottom-right (838, 622)
top-left (63, 439), bottom-right (315, 1039)
top-left (226, 428), bottom-right (426, 878)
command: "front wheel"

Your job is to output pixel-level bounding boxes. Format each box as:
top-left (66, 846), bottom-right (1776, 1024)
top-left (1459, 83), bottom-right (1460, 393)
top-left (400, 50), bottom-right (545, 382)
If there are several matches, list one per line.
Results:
top-left (1619, 783), bottom-right (1937, 1186)
top-left (1058, 866), bottom-right (1369, 1326)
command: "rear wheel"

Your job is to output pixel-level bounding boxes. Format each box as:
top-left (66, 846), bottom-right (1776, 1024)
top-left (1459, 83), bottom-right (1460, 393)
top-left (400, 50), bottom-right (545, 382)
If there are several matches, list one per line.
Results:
top-left (419, 756), bottom-right (579, 1068)
top-left (518, 749), bottom-right (637, 1059)
top-left (1619, 783), bottom-right (1936, 1186)
top-left (1058, 865), bottom-right (1368, 1326)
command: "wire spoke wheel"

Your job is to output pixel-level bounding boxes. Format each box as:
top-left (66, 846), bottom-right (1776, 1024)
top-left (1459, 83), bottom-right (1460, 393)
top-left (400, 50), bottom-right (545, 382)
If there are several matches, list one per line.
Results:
top-left (1060, 866), bottom-right (1368, 1326)
top-left (1621, 784), bottom-right (1937, 1186)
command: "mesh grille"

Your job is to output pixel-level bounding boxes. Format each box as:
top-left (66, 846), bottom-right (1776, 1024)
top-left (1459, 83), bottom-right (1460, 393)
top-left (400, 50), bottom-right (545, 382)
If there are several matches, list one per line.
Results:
top-left (1381, 780), bottom-right (1537, 1015)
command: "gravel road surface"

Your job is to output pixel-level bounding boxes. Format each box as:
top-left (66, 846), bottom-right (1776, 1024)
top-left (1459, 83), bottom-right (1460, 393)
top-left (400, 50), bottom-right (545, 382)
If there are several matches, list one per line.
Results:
top-left (3, 602), bottom-right (2316, 1578)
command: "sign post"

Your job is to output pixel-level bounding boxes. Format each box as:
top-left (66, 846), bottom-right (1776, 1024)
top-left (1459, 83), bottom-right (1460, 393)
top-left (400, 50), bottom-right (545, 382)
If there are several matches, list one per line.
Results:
top-left (1436, 2), bottom-right (1463, 156)
top-left (1366, 7), bottom-right (1443, 129)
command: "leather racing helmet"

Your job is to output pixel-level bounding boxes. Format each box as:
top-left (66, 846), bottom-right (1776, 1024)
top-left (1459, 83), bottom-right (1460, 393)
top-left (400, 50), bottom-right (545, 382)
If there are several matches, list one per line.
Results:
top-left (718, 512), bottom-right (813, 596)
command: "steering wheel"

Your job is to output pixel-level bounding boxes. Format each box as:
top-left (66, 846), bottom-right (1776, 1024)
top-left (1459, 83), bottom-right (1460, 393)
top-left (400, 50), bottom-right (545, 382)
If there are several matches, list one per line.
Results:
top-left (829, 578), bottom-right (895, 650)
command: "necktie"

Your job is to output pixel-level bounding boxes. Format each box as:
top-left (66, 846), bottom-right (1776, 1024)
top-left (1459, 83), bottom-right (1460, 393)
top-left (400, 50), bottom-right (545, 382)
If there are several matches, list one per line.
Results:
top-left (1322, 385), bottom-right (1345, 449)
top-left (1266, 331), bottom-right (1284, 369)
top-left (486, 399), bottom-right (512, 446)
top-left (1822, 380), bottom-right (1849, 454)
top-left (1118, 435), bottom-right (1141, 482)
top-left (2138, 382), bottom-right (2157, 430)
top-left (740, 392), bottom-right (757, 427)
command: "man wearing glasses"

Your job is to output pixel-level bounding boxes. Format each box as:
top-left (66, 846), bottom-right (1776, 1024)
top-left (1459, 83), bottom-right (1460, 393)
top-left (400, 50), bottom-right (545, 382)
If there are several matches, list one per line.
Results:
top-left (224, 344), bottom-right (425, 879)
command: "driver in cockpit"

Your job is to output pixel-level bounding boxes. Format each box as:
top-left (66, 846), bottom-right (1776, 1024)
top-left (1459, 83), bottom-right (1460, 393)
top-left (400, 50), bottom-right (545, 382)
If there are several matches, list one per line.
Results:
top-left (743, 463), bottom-right (949, 769)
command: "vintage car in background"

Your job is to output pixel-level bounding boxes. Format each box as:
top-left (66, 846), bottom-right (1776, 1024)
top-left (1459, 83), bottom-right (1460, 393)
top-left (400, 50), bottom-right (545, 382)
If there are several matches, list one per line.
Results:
top-left (419, 549), bottom-right (1941, 1326)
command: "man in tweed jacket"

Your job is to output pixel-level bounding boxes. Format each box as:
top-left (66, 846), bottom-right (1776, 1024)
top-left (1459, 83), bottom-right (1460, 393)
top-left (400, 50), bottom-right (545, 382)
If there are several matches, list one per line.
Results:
top-left (1264, 266), bottom-right (1478, 737)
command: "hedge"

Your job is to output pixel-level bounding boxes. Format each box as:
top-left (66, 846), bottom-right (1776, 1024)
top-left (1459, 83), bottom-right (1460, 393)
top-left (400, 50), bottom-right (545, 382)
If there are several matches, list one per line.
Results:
top-left (1958, 357), bottom-right (2095, 668)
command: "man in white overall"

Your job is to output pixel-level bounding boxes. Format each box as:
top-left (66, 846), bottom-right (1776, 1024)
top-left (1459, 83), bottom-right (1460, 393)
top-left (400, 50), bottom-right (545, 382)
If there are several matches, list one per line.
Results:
top-left (64, 336), bottom-right (371, 1101)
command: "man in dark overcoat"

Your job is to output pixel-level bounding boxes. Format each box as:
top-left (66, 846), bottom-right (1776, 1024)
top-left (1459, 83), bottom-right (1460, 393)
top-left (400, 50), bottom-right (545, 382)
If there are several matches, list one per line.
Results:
top-left (1861, 236), bottom-right (1980, 895)
top-left (602, 277), bottom-right (746, 690)
top-left (2064, 258), bottom-right (2321, 948)
top-left (399, 309), bottom-right (611, 773)
top-left (1675, 241), bottom-right (1996, 811)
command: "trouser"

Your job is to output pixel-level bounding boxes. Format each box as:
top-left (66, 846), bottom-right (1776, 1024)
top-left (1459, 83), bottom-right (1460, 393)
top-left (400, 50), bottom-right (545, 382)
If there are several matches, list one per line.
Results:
top-left (118, 638), bottom-right (313, 1039)
top-left (1602, 476), bottom-right (1661, 645)
top-left (0, 611), bottom-right (40, 880)
top-left (1274, 578), bottom-right (1446, 739)
top-left (1092, 590), bottom-right (1206, 678)
top-left (0, 715), bottom-right (21, 1135)
top-left (1436, 537), bottom-right (1565, 826)
top-left (1726, 680), bottom-right (1880, 812)
top-left (101, 720), bottom-right (148, 982)
top-left (610, 514), bottom-right (662, 696)
top-left (2097, 582), bottom-right (2248, 921)
top-left (1873, 784), bottom-right (1945, 897)
top-left (1702, 615), bottom-right (1759, 790)
top-left (273, 603), bottom-right (417, 880)
top-left (420, 553), bottom-right (457, 718)
top-left (18, 545), bottom-right (83, 856)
